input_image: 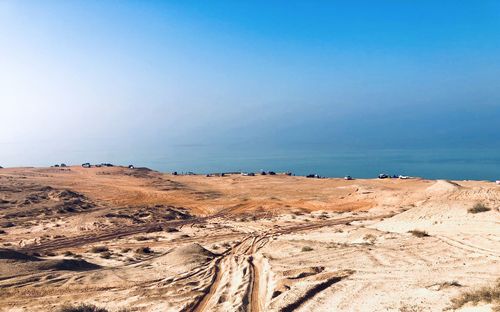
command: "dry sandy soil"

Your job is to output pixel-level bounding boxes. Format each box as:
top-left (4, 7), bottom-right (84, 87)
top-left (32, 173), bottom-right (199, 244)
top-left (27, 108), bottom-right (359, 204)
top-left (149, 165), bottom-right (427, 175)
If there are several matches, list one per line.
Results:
top-left (0, 166), bottom-right (498, 312)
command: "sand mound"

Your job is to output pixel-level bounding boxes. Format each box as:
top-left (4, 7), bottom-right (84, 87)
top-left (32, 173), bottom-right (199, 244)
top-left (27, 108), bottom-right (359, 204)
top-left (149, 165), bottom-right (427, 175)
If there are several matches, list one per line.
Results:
top-left (151, 243), bottom-right (215, 273)
top-left (168, 243), bottom-right (215, 262)
top-left (425, 180), bottom-right (462, 194)
top-left (0, 248), bottom-right (41, 262)
top-left (35, 259), bottom-right (100, 271)
top-left (48, 189), bottom-right (84, 201)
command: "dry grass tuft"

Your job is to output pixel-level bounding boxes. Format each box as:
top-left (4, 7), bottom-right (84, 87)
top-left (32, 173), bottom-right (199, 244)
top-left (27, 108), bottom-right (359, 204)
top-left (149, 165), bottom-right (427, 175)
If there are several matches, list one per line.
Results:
top-left (58, 303), bottom-right (108, 312)
top-left (451, 280), bottom-right (500, 310)
top-left (100, 251), bottom-right (112, 259)
top-left (301, 246), bottom-right (314, 252)
top-left (408, 230), bottom-right (429, 238)
top-left (135, 246), bottom-right (153, 254)
top-left (90, 246), bottom-right (109, 253)
top-left (468, 203), bottom-right (491, 214)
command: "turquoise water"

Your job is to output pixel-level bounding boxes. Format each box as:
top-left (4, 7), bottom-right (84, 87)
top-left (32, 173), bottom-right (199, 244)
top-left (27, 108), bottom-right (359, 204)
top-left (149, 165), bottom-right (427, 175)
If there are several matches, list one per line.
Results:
top-left (140, 146), bottom-right (500, 181)
top-left (3, 143), bottom-right (499, 181)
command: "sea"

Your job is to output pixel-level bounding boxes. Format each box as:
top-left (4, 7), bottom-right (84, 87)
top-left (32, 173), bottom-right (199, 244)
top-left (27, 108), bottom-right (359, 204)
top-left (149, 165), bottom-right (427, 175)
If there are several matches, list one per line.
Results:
top-left (139, 145), bottom-right (500, 181)
top-left (3, 144), bottom-right (500, 181)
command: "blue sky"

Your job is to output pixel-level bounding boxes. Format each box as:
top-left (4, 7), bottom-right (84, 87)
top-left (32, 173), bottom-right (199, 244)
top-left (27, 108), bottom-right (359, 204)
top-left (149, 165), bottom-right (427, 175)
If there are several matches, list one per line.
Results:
top-left (1, 1), bottom-right (499, 166)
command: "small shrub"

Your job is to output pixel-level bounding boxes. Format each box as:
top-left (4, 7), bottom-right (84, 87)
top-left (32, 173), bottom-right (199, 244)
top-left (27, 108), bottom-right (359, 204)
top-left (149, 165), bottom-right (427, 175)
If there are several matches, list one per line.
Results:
top-left (301, 246), bottom-right (314, 252)
top-left (64, 251), bottom-right (75, 257)
top-left (121, 248), bottom-right (131, 253)
top-left (135, 236), bottom-right (150, 241)
top-left (1, 222), bottom-right (15, 228)
top-left (58, 303), bottom-right (108, 312)
top-left (135, 247), bottom-right (153, 254)
top-left (100, 251), bottom-right (112, 259)
top-left (399, 304), bottom-right (422, 312)
top-left (408, 230), bottom-right (429, 238)
top-left (450, 280), bottom-right (500, 309)
top-left (90, 246), bottom-right (109, 253)
top-left (468, 203), bottom-right (491, 214)
top-left (45, 251), bottom-right (57, 256)
top-left (0, 230), bottom-right (6, 234)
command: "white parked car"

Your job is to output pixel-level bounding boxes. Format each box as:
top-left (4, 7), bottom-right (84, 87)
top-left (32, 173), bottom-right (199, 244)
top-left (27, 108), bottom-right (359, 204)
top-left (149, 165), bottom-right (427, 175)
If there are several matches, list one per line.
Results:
top-left (399, 175), bottom-right (410, 179)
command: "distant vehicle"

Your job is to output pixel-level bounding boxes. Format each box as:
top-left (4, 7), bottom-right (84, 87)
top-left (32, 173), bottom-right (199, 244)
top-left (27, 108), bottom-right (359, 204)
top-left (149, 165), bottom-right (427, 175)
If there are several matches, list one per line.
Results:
top-left (241, 172), bottom-right (255, 176)
top-left (60, 163), bottom-right (67, 167)
top-left (128, 165), bottom-right (135, 169)
top-left (307, 174), bottom-right (320, 178)
top-left (0, 166), bottom-right (3, 169)
top-left (284, 172), bottom-right (292, 176)
top-left (496, 180), bottom-right (500, 185)
top-left (399, 175), bottom-right (410, 179)
top-left (95, 164), bottom-right (102, 167)
top-left (344, 176), bottom-right (353, 180)
top-left (268, 171), bottom-right (276, 175)
top-left (378, 173), bottom-right (389, 179)
top-left (172, 171), bottom-right (178, 175)
top-left (82, 163), bottom-right (91, 168)
top-left (54, 164), bottom-right (60, 167)
top-left (260, 171), bottom-right (267, 175)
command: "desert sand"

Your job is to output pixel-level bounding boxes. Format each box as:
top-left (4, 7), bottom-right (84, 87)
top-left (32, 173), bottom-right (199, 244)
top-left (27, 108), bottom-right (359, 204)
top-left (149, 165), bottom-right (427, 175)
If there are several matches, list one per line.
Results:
top-left (0, 166), bottom-right (498, 312)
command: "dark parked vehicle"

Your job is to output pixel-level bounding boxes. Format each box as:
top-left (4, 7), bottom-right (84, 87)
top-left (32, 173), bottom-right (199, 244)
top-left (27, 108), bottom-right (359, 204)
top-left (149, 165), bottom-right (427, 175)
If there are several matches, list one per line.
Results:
top-left (378, 173), bottom-right (389, 179)
top-left (82, 163), bottom-right (91, 168)
top-left (268, 171), bottom-right (276, 175)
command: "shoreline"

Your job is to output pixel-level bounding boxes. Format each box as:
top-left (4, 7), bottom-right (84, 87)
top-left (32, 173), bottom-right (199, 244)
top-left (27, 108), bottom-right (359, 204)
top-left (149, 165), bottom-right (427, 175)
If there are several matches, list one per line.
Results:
top-left (1, 165), bottom-right (498, 183)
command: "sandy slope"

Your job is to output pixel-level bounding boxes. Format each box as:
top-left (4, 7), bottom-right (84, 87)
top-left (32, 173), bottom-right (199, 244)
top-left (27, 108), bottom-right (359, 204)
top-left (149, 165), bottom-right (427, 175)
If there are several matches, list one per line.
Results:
top-left (0, 166), bottom-right (498, 312)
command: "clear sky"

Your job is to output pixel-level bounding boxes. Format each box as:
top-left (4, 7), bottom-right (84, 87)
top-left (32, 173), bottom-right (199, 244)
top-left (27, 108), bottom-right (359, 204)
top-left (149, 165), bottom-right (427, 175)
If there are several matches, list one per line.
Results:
top-left (1, 1), bottom-right (499, 167)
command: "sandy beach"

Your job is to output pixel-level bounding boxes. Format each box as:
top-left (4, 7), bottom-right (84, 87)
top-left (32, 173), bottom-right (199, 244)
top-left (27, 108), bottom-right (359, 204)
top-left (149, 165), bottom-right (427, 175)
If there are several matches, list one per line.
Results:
top-left (0, 166), bottom-right (498, 312)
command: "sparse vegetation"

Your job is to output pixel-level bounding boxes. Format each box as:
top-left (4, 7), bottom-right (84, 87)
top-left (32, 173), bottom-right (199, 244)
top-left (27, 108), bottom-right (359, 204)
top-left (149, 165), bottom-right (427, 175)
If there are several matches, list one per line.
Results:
top-left (408, 230), bottom-right (429, 238)
top-left (90, 246), bottom-right (109, 253)
top-left (399, 304), bottom-right (422, 312)
top-left (58, 303), bottom-right (108, 312)
top-left (63, 251), bottom-right (75, 257)
top-left (301, 246), bottom-right (314, 252)
top-left (135, 235), bottom-right (150, 241)
top-left (0, 221), bottom-right (15, 228)
top-left (135, 246), bottom-right (153, 254)
top-left (468, 203), bottom-right (491, 214)
top-left (121, 248), bottom-right (131, 253)
top-left (100, 251), bottom-right (112, 259)
top-left (450, 279), bottom-right (500, 310)
top-left (363, 234), bottom-right (377, 243)
top-left (165, 227), bottom-right (179, 232)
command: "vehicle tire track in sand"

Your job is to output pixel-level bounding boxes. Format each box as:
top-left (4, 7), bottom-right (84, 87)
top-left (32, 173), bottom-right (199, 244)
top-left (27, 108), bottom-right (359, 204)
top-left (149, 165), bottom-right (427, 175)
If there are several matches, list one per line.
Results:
top-left (249, 256), bottom-right (262, 312)
top-left (190, 258), bottom-right (223, 312)
top-left (278, 275), bottom-right (348, 312)
top-left (435, 235), bottom-right (500, 258)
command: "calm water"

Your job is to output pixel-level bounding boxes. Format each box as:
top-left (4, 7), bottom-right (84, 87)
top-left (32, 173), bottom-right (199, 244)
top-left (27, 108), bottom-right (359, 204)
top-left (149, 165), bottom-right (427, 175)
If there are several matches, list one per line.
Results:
top-left (140, 146), bottom-right (500, 181)
top-left (3, 144), bottom-right (500, 181)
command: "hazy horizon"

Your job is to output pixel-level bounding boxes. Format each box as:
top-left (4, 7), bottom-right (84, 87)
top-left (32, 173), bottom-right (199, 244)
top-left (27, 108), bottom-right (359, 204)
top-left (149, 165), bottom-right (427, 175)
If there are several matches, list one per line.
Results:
top-left (1, 1), bottom-right (499, 177)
